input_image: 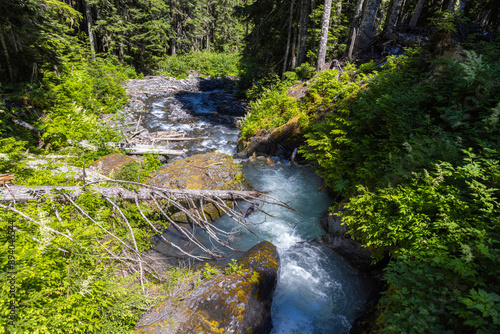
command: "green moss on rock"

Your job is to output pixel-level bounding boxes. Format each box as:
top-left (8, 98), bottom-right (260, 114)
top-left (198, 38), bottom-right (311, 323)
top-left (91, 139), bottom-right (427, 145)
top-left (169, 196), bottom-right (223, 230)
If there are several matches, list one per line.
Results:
top-left (89, 153), bottom-right (142, 177)
top-left (146, 152), bottom-right (244, 191)
top-left (135, 241), bottom-right (279, 334)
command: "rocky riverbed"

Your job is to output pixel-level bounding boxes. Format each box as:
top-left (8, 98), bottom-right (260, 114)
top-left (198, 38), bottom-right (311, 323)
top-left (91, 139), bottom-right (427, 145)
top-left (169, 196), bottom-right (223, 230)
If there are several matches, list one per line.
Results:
top-left (108, 76), bottom-right (384, 334)
top-left (101, 76), bottom-right (249, 159)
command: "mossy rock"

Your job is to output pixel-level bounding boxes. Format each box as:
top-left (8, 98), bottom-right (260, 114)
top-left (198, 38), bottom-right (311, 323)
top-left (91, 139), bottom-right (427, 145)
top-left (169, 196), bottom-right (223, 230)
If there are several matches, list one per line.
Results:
top-left (147, 153), bottom-right (245, 223)
top-left (146, 152), bottom-right (244, 191)
top-left (135, 241), bottom-right (279, 334)
top-left (171, 202), bottom-right (224, 223)
top-left (89, 153), bottom-right (142, 178)
top-left (236, 115), bottom-right (304, 159)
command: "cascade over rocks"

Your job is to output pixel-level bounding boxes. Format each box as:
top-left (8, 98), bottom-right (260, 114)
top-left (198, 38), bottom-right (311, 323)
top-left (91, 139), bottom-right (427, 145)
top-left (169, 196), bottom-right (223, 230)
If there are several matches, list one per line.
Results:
top-left (135, 241), bottom-right (280, 334)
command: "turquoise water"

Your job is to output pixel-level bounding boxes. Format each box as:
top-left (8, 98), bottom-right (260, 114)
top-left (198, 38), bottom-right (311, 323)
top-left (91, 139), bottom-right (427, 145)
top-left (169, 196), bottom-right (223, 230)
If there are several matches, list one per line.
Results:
top-left (144, 87), bottom-right (371, 333)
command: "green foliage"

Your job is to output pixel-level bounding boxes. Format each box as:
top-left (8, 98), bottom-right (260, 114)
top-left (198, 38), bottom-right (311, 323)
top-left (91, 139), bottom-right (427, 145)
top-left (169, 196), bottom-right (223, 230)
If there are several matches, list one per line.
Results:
top-left (157, 51), bottom-right (240, 78)
top-left (225, 259), bottom-right (244, 275)
top-left (429, 10), bottom-right (461, 32)
top-left (0, 0), bottom-right (82, 83)
top-left (30, 57), bottom-right (136, 148)
top-left (163, 267), bottom-right (200, 297)
top-left (301, 49), bottom-right (500, 192)
top-left (340, 150), bottom-right (500, 332)
top-left (0, 190), bottom-right (167, 332)
top-left (113, 153), bottom-right (163, 184)
top-left (202, 263), bottom-right (221, 279)
top-left (240, 77), bottom-right (300, 140)
top-left (359, 60), bottom-right (377, 73)
top-left (294, 62), bottom-right (316, 81)
top-left (0, 138), bottom-right (26, 173)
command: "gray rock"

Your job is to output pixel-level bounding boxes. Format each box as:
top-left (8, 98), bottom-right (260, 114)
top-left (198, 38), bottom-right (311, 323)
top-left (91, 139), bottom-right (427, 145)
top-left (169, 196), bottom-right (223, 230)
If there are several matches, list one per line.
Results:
top-left (319, 211), bottom-right (349, 235)
top-left (316, 234), bottom-right (373, 272)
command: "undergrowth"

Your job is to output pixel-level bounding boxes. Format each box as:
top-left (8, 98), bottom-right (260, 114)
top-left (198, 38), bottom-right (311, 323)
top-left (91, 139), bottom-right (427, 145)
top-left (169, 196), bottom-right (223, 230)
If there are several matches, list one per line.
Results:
top-left (156, 51), bottom-right (240, 78)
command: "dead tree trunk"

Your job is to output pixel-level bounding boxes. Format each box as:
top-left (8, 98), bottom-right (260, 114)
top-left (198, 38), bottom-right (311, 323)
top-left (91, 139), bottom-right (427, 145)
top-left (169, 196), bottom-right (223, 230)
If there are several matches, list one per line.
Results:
top-left (0, 25), bottom-right (13, 82)
top-left (409, 0), bottom-right (427, 26)
top-left (347, 0), bottom-right (365, 60)
top-left (0, 185), bottom-right (263, 203)
top-left (282, 0), bottom-right (296, 76)
top-left (354, 0), bottom-right (382, 54)
top-left (84, 0), bottom-right (96, 61)
top-left (317, 0), bottom-right (333, 71)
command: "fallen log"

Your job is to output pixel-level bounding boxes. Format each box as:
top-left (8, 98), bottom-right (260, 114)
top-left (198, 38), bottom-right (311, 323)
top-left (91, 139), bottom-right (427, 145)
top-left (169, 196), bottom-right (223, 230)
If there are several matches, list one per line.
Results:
top-left (0, 185), bottom-right (262, 203)
top-left (12, 118), bottom-right (41, 133)
top-left (70, 140), bottom-right (186, 156)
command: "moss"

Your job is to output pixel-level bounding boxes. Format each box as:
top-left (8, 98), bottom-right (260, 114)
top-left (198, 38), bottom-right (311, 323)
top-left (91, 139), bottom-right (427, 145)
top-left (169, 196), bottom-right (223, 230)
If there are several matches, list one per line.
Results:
top-left (136, 242), bottom-right (279, 334)
top-left (238, 241), bottom-right (279, 272)
top-left (147, 152), bottom-right (245, 191)
top-left (89, 153), bottom-right (142, 177)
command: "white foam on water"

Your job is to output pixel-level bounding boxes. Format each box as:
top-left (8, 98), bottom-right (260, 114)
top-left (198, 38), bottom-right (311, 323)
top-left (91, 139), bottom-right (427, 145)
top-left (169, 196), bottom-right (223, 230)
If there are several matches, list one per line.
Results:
top-left (143, 93), bottom-right (372, 334)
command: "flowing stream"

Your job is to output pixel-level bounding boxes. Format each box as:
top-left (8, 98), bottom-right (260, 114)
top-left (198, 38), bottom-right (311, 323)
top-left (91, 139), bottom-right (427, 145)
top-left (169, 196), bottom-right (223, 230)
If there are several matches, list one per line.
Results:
top-left (137, 82), bottom-right (373, 333)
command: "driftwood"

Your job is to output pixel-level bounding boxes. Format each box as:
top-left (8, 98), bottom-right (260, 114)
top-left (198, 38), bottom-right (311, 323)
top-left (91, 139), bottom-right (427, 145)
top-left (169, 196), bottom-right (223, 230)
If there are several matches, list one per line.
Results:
top-left (11, 118), bottom-right (41, 133)
top-left (0, 185), bottom-right (262, 203)
top-left (72, 140), bottom-right (186, 156)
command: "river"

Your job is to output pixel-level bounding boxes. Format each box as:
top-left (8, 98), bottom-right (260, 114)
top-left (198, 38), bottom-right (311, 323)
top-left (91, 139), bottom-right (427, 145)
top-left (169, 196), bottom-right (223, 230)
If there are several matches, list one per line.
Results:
top-left (133, 79), bottom-right (373, 333)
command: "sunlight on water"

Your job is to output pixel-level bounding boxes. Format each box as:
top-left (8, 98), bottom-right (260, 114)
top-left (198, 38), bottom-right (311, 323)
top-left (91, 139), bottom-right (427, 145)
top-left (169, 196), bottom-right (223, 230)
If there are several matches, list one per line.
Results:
top-left (143, 91), bottom-right (372, 334)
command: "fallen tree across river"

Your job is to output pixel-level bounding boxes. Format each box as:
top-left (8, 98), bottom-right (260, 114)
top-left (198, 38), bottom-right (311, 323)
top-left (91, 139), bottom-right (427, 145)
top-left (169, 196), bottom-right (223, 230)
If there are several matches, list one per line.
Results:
top-left (0, 180), bottom-right (293, 291)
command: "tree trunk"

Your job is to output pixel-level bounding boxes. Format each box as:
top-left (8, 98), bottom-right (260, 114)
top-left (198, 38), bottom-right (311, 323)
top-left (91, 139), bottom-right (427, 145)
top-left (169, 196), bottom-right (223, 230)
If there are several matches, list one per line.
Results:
top-left (72, 140), bottom-right (186, 156)
top-left (347, 0), bottom-right (365, 60)
top-left (409, 0), bottom-right (427, 26)
top-left (291, 23), bottom-right (298, 69)
top-left (0, 186), bottom-right (263, 203)
top-left (84, 0), bottom-right (96, 61)
top-left (297, 0), bottom-right (311, 66)
top-left (354, 0), bottom-right (382, 54)
top-left (332, 0), bottom-right (343, 45)
top-left (0, 25), bottom-right (13, 82)
top-left (317, 0), bottom-right (333, 71)
top-left (282, 0), bottom-right (296, 76)
top-left (385, 0), bottom-right (404, 34)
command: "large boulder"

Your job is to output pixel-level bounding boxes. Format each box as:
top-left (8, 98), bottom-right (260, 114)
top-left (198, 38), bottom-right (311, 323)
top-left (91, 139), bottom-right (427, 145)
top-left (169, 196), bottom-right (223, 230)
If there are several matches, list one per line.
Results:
top-left (135, 241), bottom-right (280, 334)
top-left (147, 152), bottom-right (244, 191)
top-left (89, 153), bottom-right (142, 177)
top-left (146, 152), bottom-right (245, 222)
top-left (319, 211), bottom-right (349, 235)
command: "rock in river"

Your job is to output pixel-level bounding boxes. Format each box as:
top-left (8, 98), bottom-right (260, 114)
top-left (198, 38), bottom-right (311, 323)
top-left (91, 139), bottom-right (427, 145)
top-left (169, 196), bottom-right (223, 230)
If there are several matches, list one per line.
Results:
top-left (135, 241), bottom-right (280, 334)
top-left (147, 152), bottom-right (244, 191)
top-left (146, 152), bottom-right (246, 223)
top-left (89, 153), bottom-right (142, 177)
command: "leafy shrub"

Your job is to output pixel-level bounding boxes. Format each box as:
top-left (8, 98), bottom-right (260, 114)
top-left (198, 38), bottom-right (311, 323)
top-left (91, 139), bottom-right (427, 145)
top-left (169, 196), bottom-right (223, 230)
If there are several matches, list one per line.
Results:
top-left (0, 191), bottom-right (165, 332)
top-left (301, 49), bottom-right (500, 192)
top-left (0, 138), bottom-right (26, 173)
top-left (240, 80), bottom-right (300, 140)
top-left (295, 62), bottom-right (316, 80)
top-left (113, 153), bottom-right (163, 184)
top-left (157, 51), bottom-right (240, 78)
top-left (340, 150), bottom-right (500, 332)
